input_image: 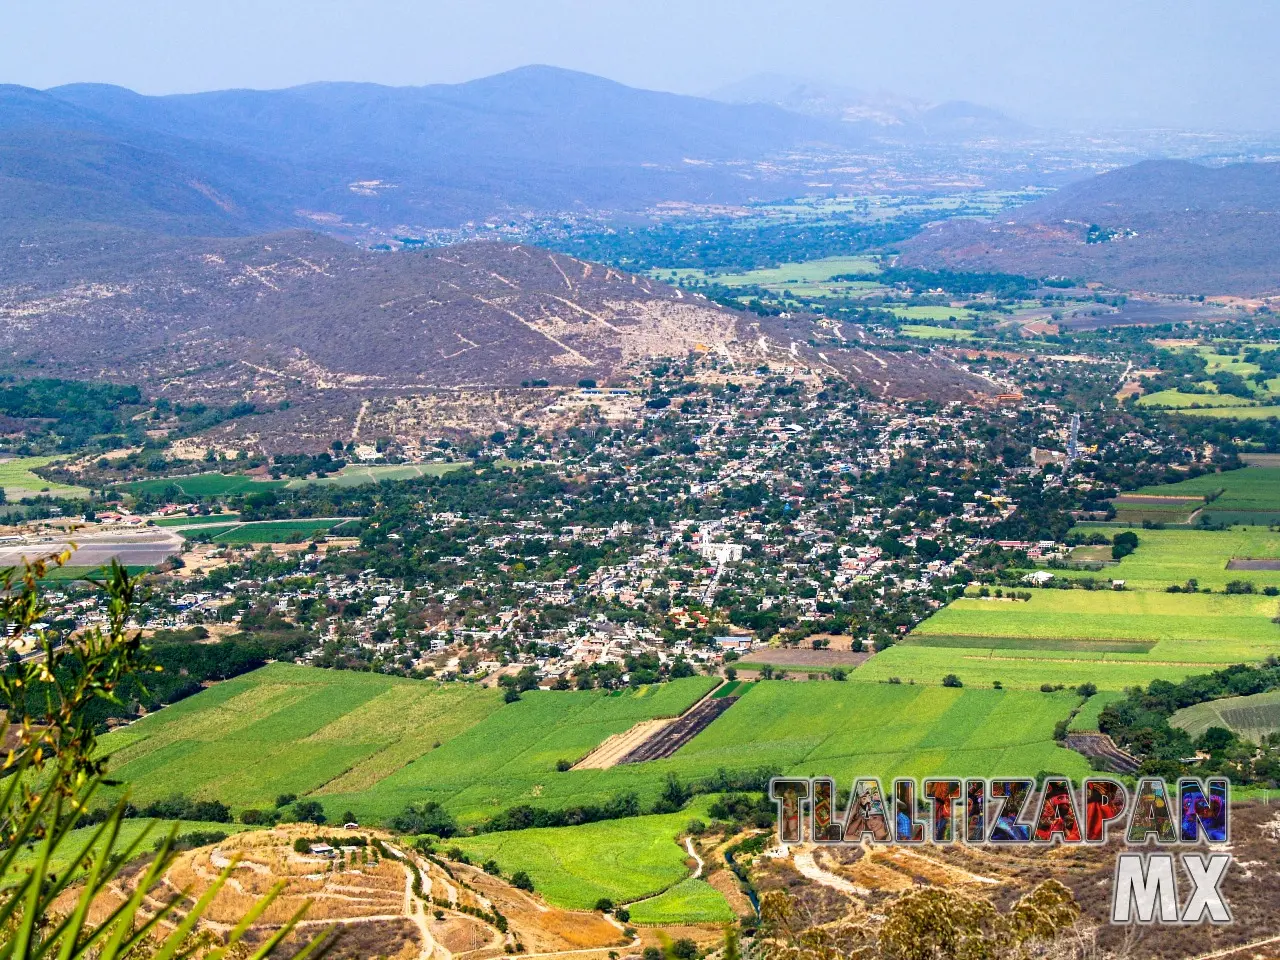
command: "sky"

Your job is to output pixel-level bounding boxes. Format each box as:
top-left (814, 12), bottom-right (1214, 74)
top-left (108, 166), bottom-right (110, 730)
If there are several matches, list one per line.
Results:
top-left (4, 0), bottom-right (1278, 131)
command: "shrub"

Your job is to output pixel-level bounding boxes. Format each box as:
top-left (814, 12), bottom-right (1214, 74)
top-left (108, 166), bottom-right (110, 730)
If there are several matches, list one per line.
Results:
top-left (941, 674), bottom-right (963, 688)
top-left (511, 870), bottom-right (534, 891)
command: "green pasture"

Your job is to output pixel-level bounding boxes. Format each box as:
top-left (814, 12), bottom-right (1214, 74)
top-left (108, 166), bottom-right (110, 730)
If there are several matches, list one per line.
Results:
top-left (0, 456), bottom-right (88, 499)
top-left (891, 306), bottom-right (977, 323)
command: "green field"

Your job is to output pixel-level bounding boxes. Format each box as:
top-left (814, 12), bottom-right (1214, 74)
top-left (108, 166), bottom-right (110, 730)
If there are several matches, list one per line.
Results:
top-left (657, 256), bottom-right (884, 298)
top-left (121, 473), bottom-right (287, 498)
top-left (452, 798), bottom-right (718, 911)
top-left (1170, 689), bottom-right (1280, 743)
top-left (154, 513), bottom-right (240, 527)
top-left (211, 518), bottom-right (357, 543)
top-left (1053, 526), bottom-right (1280, 592)
top-left (97, 666), bottom-right (1087, 829)
top-left (629, 879), bottom-right (736, 925)
top-left (891, 306), bottom-right (977, 323)
top-left (1068, 691), bottom-right (1125, 732)
top-left (1164, 406), bottom-right (1280, 420)
top-left (1130, 467), bottom-right (1280, 524)
top-left (1138, 389), bottom-right (1256, 410)
top-left (285, 462), bottom-right (469, 489)
top-left (868, 588), bottom-right (1280, 691)
top-left (0, 456), bottom-right (89, 499)
top-left (899, 323), bottom-right (977, 340)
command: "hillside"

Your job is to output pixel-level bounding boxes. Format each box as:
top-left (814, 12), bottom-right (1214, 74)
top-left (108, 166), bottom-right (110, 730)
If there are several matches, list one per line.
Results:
top-left (0, 231), bottom-right (995, 451)
top-left (901, 159), bottom-right (1280, 295)
top-left (0, 68), bottom-right (858, 239)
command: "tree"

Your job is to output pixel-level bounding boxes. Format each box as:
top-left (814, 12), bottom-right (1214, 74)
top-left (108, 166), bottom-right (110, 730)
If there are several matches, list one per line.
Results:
top-left (942, 673), bottom-right (963, 688)
top-left (0, 555), bottom-right (326, 960)
top-left (389, 800), bottom-right (458, 837)
top-left (511, 870), bottom-right (534, 891)
top-left (292, 800), bottom-right (327, 824)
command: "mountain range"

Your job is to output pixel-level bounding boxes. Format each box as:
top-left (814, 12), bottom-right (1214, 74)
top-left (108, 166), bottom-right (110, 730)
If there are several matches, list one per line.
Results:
top-left (710, 73), bottom-right (1028, 140)
top-left (0, 67), bottom-right (866, 241)
top-left (901, 158), bottom-right (1280, 295)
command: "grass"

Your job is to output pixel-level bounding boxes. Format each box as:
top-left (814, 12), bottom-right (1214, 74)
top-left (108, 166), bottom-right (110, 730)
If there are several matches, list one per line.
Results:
top-left (212, 519), bottom-right (356, 543)
top-left (1053, 526), bottom-right (1280, 592)
top-left (121, 473), bottom-right (287, 498)
top-left (285, 462), bottom-right (469, 489)
top-left (153, 513), bottom-right (240, 527)
top-left (1138, 389), bottom-right (1256, 409)
top-left (1170, 689), bottom-right (1280, 743)
top-left (451, 798), bottom-right (717, 910)
top-left (899, 324), bottom-right (977, 341)
top-left (1166, 406), bottom-right (1280, 420)
top-left (0, 456), bottom-right (88, 499)
top-left (628, 879), bottom-right (735, 925)
top-left (98, 667), bottom-right (1086, 829)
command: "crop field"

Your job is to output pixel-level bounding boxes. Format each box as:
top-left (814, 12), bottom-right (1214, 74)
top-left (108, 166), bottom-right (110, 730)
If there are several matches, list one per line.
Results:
top-left (1131, 467), bottom-right (1280, 524)
top-left (1138, 389), bottom-right (1256, 409)
top-left (211, 518), bottom-right (357, 543)
top-left (890, 306), bottom-right (977, 323)
top-left (656, 257), bottom-right (884, 298)
top-left (98, 664), bottom-right (503, 810)
top-left (1068, 691), bottom-right (1125, 732)
top-left (284, 462), bottom-right (469, 489)
top-left (1054, 526), bottom-right (1280, 592)
top-left (97, 666), bottom-right (1086, 828)
top-left (870, 589), bottom-right (1280, 690)
top-left (899, 324), bottom-right (977, 341)
top-left (1167, 405), bottom-right (1280, 419)
top-left (121, 473), bottom-right (287, 498)
top-left (154, 513), bottom-right (240, 526)
top-left (628, 879), bottom-right (736, 925)
top-left (1108, 495), bottom-right (1201, 525)
top-left (1170, 689), bottom-right (1280, 743)
top-left (0, 456), bottom-right (88, 499)
top-left (451, 798), bottom-right (718, 910)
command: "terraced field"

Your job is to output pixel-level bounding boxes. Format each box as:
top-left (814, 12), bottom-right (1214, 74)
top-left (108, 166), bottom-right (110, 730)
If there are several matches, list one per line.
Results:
top-left (1170, 689), bottom-right (1280, 743)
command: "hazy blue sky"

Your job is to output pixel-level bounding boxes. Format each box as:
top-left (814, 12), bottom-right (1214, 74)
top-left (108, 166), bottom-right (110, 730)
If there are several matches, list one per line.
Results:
top-left (4, 0), bottom-right (1277, 130)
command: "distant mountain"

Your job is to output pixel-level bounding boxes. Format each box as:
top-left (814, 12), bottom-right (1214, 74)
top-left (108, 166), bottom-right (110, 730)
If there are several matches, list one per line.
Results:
top-left (0, 67), bottom-right (864, 242)
top-left (710, 73), bottom-right (1029, 141)
top-left (900, 159), bottom-right (1280, 295)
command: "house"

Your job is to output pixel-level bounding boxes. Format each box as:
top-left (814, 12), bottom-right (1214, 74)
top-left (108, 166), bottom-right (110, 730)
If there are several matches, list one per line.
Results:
top-left (309, 843), bottom-right (335, 857)
top-left (713, 636), bottom-right (754, 652)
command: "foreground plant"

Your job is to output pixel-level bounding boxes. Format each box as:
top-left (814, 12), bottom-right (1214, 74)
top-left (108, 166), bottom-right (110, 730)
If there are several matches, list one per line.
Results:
top-left (0, 554), bottom-right (328, 960)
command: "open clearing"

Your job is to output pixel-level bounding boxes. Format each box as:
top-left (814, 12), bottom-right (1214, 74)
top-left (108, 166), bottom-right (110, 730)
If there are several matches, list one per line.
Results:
top-left (98, 665), bottom-right (1086, 827)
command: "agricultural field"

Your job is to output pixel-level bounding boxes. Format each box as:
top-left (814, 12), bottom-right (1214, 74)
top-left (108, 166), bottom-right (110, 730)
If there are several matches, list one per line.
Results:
top-left (452, 798), bottom-right (719, 910)
top-left (1068, 691), bottom-right (1125, 732)
top-left (211, 518), bottom-right (357, 543)
top-left (154, 513), bottom-right (240, 526)
top-left (0, 455), bottom-right (88, 499)
top-left (120, 473), bottom-right (287, 498)
top-left (899, 324), bottom-right (977, 341)
top-left (890, 306), bottom-right (978, 323)
top-left (97, 665), bottom-right (1087, 828)
top-left (1108, 494), bottom-right (1201, 525)
top-left (1129, 467), bottom-right (1280, 525)
top-left (655, 256), bottom-right (884, 298)
top-left (1137, 389), bottom-right (1255, 409)
top-left (869, 588), bottom-right (1280, 690)
top-left (628, 879), bottom-right (736, 925)
top-left (284, 462), bottom-right (469, 489)
top-left (1170, 689), bottom-right (1280, 743)
top-left (1054, 526), bottom-right (1280, 592)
